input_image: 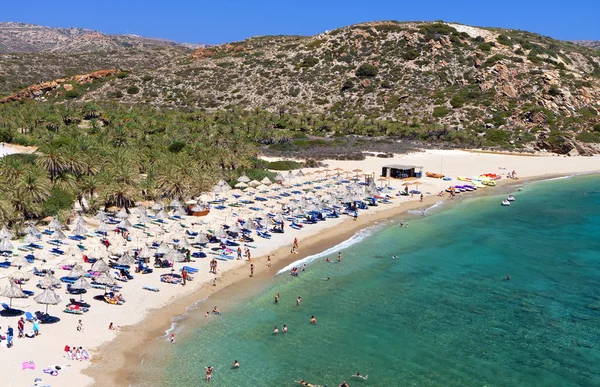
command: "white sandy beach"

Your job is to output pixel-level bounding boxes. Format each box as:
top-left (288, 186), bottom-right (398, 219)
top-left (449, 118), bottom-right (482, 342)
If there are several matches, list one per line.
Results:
top-left (0, 147), bottom-right (599, 387)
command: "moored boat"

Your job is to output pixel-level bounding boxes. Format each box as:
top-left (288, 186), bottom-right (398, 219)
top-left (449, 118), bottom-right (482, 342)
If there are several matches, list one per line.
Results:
top-left (507, 195), bottom-right (515, 201)
top-left (501, 199), bottom-right (511, 206)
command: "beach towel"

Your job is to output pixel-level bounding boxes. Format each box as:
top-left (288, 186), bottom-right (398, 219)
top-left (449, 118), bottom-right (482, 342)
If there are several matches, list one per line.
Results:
top-left (22, 361), bottom-right (35, 370)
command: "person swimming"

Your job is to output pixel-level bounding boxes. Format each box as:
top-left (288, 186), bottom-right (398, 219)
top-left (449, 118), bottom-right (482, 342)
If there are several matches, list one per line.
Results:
top-left (506, 275), bottom-right (511, 281)
top-left (392, 255), bottom-right (398, 260)
top-left (273, 326), bottom-right (279, 334)
top-left (233, 360), bottom-right (240, 368)
top-left (352, 372), bottom-right (368, 380)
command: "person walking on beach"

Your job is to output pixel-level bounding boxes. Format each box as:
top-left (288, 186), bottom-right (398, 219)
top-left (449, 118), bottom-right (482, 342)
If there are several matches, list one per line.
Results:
top-left (250, 264), bottom-right (254, 277)
top-left (267, 256), bottom-right (272, 267)
top-left (237, 247), bottom-right (242, 260)
top-left (296, 296), bottom-right (302, 306)
top-left (77, 319), bottom-right (83, 333)
top-left (275, 293), bottom-right (279, 303)
top-left (182, 268), bottom-right (188, 286)
top-left (293, 237), bottom-right (299, 250)
top-left (33, 318), bottom-right (39, 336)
top-left (6, 325), bottom-right (14, 348)
top-left (420, 193), bottom-right (424, 202)
top-left (17, 317), bottom-right (24, 339)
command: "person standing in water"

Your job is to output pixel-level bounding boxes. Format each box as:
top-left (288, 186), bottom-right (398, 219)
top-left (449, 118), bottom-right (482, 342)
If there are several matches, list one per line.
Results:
top-left (283, 324), bottom-right (288, 333)
top-left (274, 293), bottom-right (280, 303)
top-left (250, 264), bottom-right (254, 277)
top-left (296, 296), bottom-right (302, 306)
top-left (233, 360), bottom-right (240, 368)
top-left (338, 252), bottom-right (342, 262)
top-left (267, 256), bottom-right (272, 267)
top-left (273, 326), bottom-right (279, 334)
top-left (310, 316), bottom-right (317, 324)
top-left (205, 366), bottom-right (214, 381)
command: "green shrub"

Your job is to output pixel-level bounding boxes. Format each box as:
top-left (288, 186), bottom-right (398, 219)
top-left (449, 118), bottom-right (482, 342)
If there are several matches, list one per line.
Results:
top-left (433, 106), bottom-right (450, 117)
top-left (141, 75), bottom-right (153, 82)
top-left (479, 42), bottom-right (492, 52)
top-left (496, 34), bottom-right (512, 46)
top-left (268, 160), bottom-right (303, 170)
top-left (116, 72), bottom-right (129, 79)
top-left (43, 188), bottom-right (75, 216)
top-left (65, 90), bottom-right (80, 99)
top-left (402, 49), bottom-right (420, 60)
top-left (593, 123), bottom-right (600, 132)
top-left (341, 79), bottom-right (354, 91)
top-left (355, 63), bottom-right (378, 77)
top-left (576, 131), bottom-right (600, 143)
top-left (548, 86), bottom-right (561, 96)
top-left (127, 86), bottom-right (140, 95)
top-left (450, 95), bottom-right (465, 108)
top-left (298, 56), bottom-right (319, 68)
top-left (168, 141), bottom-right (186, 153)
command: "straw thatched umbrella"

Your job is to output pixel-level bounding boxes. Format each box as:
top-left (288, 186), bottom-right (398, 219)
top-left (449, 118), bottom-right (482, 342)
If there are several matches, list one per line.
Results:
top-left (138, 212), bottom-right (151, 225)
top-left (260, 176), bottom-right (272, 185)
top-left (0, 225), bottom-right (13, 239)
top-left (234, 182), bottom-right (248, 189)
top-left (166, 249), bottom-right (185, 263)
top-left (68, 264), bottom-right (88, 278)
top-left (137, 246), bottom-right (154, 259)
top-left (117, 219), bottom-right (132, 229)
top-left (10, 255), bottom-right (30, 268)
top-left (25, 223), bottom-right (40, 236)
top-left (285, 171), bottom-right (295, 181)
top-left (96, 222), bottom-right (109, 234)
top-left (170, 199), bottom-right (182, 208)
top-left (1, 281), bottom-right (26, 307)
top-left (195, 233), bottom-right (209, 244)
top-left (117, 252), bottom-right (135, 266)
top-left (173, 208), bottom-right (186, 218)
top-left (91, 258), bottom-right (109, 273)
top-left (115, 208), bottom-right (129, 219)
top-left (48, 218), bottom-right (63, 230)
top-left (39, 273), bottom-right (61, 289)
top-left (152, 202), bottom-right (164, 211)
top-left (71, 277), bottom-right (91, 301)
top-left (178, 238), bottom-right (192, 250)
top-left (8, 269), bottom-right (31, 282)
top-left (228, 223), bottom-right (243, 234)
top-left (95, 211), bottom-right (109, 222)
top-left (155, 210), bottom-right (168, 220)
top-left (295, 170), bottom-right (305, 178)
top-left (24, 233), bottom-right (42, 244)
top-left (34, 287), bottom-right (61, 315)
top-left (72, 223), bottom-right (88, 236)
top-left (248, 180), bottom-right (260, 188)
top-left (237, 174), bottom-right (251, 183)
top-left (215, 226), bottom-right (227, 239)
top-left (274, 173), bottom-right (284, 181)
top-left (94, 272), bottom-right (116, 287)
top-left (0, 238), bottom-right (14, 252)
top-left (74, 215), bottom-right (87, 226)
top-left (52, 229), bottom-right (67, 241)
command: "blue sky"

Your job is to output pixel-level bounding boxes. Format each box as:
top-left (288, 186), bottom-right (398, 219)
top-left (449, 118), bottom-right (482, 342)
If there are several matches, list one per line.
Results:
top-left (2, 0), bottom-right (599, 44)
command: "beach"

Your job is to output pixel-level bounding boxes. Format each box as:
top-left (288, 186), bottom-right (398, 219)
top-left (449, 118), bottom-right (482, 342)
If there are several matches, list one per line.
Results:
top-left (1, 147), bottom-right (599, 387)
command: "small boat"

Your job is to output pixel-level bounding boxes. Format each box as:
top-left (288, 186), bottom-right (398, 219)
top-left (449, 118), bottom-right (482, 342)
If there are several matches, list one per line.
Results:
top-left (457, 176), bottom-right (471, 181)
top-left (426, 172), bottom-right (443, 178)
top-left (501, 200), bottom-right (511, 206)
top-left (507, 195), bottom-right (515, 201)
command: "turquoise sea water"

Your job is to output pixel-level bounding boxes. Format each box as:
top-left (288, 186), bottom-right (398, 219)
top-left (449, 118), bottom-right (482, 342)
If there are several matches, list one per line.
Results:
top-left (136, 175), bottom-right (600, 387)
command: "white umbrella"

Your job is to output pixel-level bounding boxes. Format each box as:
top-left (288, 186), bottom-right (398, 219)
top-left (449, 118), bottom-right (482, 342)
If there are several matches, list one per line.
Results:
top-left (215, 226), bottom-right (227, 239)
top-left (155, 210), bottom-right (168, 220)
top-left (177, 238), bottom-right (192, 250)
top-left (170, 199), bottom-right (182, 208)
top-left (0, 238), bottom-right (14, 252)
top-left (228, 223), bottom-right (243, 234)
top-left (115, 208), bottom-right (129, 219)
top-left (71, 277), bottom-right (91, 301)
top-left (260, 177), bottom-right (272, 185)
top-left (34, 287), bottom-right (61, 315)
top-left (286, 171), bottom-right (295, 180)
top-left (137, 246), bottom-right (154, 259)
top-left (274, 173), bottom-right (284, 181)
top-left (256, 184), bottom-right (268, 191)
top-left (0, 226), bottom-right (13, 239)
top-left (244, 218), bottom-right (257, 230)
top-left (248, 180), bottom-right (260, 187)
top-left (295, 170), bottom-right (305, 177)
top-left (24, 233), bottom-right (42, 244)
top-left (234, 182), bottom-right (248, 189)
top-left (1, 281), bottom-right (26, 307)
top-left (72, 223), bottom-right (88, 236)
top-left (157, 243), bottom-right (171, 255)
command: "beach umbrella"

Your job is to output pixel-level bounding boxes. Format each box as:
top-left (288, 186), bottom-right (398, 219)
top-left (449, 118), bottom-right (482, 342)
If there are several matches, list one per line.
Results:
top-left (69, 264), bottom-right (87, 278)
top-left (34, 287), bottom-right (61, 315)
top-left (237, 174), bottom-right (251, 183)
top-left (115, 208), bottom-right (129, 219)
top-left (95, 211), bottom-right (109, 222)
top-left (1, 281), bottom-right (26, 307)
top-left (152, 202), bottom-right (164, 211)
top-left (74, 215), bottom-right (87, 226)
top-left (71, 276), bottom-right (91, 301)
top-left (72, 223), bottom-right (88, 236)
top-left (91, 258), bottom-right (109, 273)
top-left (234, 182), bottom-right (248, 189)
top-left (228, 223), bottom-right (243, 234)
top-left (274, 213), bottom-right (285, 222)
top-left (8, 269), bottom-right (32, 282)
top-left (295, 170), bottom-right (305, 178)
top-left (195, 233), bottom-right (209, 244)
top-left (323, 168), bottom-right (331, 176)
top-left (292, 208), bottom-right (304, 217)
top-left (39, 273), bottom-right (61, 289)
top-left (25, 224), bottom-right (40, 236)
top-left (157, 243), bottom-right (171, 256)
top-left (248, 180), bottom-right (260, 188)
top-left (117, 252), bottom-right (135, 266)
top-left (96, 222), bottom-right (109, 234)
top-left (0, 238), bottom-right (14, 252)
top-left (215, 226), bottom-right (227, 238)
top-left (138, 212), bottom-right (151, 225)
top-left (137, 246), bottom-right (154, 259)
top-left (177, 238), bottom-right (192, 250)
top-left (285, 171), bottom-right (295, 181)
top-left (10, 255), bottom-right (30, 268)
top-left (24, 233), bottom-right (42, 244)
top-left (166, 249), bottom-right (185, 263)
top-left (52, 229), bottom-right (67, 241)
top-left (0, 226), bottom-right (13, 239)
top-left (117, 219), bottom-right (132, 229)
top-left (260, 177), bottom-right (272, 185)
top-left (173, 208), bottom-right (186, 218)
top-left (274, 173), bottom-right (284, 181)
top-left (155, 210), bottom-right (168, 220)
top-left (170, 199), bottom-right (182, 208)
top-left (48, 218), bottom-right (63, 230)
top-left (94, 272), bottom-right (116, 288)
top-left (212, 185), bottom-right (223, 195)
top-left (133, 204), bottom-right (147, 215)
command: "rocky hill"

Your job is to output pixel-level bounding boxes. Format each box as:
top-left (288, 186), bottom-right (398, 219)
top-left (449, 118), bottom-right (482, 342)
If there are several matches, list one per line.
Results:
top-left (0, 22), bottom-right (199, 53)
top-left (2, 21), bottom-right (600, 154)
top-left (573, 41), bottom-right (600, 50)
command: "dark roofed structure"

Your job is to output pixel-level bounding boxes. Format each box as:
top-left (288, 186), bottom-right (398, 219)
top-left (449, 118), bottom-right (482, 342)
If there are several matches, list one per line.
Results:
top-left (381, 164), bottom-right (423, 179)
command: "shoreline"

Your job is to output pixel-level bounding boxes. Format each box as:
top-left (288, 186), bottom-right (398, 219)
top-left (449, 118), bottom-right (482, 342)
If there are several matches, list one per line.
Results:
top-left (83, 171), bottom-right (587, 386)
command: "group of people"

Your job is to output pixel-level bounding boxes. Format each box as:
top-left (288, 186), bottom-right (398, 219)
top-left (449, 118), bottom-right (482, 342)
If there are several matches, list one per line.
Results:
top-left (64, 345), bottom-right (90, 361)
top-left (209, 259), bottom-right (219, 274)
top-left (1, 317), bottom-right (40, 348)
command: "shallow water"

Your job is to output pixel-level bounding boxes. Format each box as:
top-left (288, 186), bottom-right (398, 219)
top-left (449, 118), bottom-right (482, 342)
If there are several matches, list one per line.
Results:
top-left (136, 175), bottom-right (600, 387)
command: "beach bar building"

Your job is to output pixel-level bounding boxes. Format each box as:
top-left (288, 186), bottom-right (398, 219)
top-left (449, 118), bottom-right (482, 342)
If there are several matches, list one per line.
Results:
top-left (381, 164), bottom-right (423, 179)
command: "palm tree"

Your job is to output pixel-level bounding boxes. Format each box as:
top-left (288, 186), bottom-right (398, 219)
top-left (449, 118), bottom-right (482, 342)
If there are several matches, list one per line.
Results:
top-left (16, 167), bottom-right (52, 204)
top-left (35, 145), bottom-right (70, 182)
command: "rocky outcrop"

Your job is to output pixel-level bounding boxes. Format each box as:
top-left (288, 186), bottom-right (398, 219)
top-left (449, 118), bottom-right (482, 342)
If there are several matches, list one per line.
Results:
top-left (0, 69), bottom-right (119, 103)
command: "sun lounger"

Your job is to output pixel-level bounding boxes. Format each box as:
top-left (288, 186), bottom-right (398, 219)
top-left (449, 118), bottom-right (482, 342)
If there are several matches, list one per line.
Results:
top-left (0, 261), bottom-right (10, 268)
top-left (25, 311), bottom-right (34, 322)
top-left (60, 276), bottom-right (77, 284)
top-left (181, 266), bottom-right (198, 273)
top-left (143, 285), bottom-right (160, 292)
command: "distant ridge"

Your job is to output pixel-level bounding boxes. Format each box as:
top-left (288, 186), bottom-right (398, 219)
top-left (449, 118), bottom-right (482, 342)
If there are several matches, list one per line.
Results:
top-left (0, 22), bottom-right (204, 53)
